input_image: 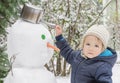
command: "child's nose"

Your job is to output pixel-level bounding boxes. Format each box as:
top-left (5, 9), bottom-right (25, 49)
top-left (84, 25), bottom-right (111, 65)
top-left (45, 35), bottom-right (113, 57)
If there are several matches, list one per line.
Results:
top-left (88, 46), bottom-right (94, 51)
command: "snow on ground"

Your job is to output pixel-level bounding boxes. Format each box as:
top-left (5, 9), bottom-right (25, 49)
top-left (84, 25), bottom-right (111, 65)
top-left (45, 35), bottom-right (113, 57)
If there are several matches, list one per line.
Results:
top-left (56, 51), bottom-right (120, 83)
top-left (112, 64), bottom-right (120, 83)
top-left (56, 76), bottom-right (70, 83)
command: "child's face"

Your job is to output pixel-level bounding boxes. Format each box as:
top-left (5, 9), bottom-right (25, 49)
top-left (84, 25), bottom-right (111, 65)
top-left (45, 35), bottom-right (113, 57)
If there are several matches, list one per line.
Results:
top-left (83, 35), bottom-right (103, 58)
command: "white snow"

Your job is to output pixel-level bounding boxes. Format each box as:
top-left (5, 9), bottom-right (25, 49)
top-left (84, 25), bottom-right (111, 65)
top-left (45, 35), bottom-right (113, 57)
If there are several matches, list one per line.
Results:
top-left (112, 64), bottom-right (120, 83)
top-left (4, 68), bottom-right (57, 83)
top-left (56, 76), bottom-right (70, 83)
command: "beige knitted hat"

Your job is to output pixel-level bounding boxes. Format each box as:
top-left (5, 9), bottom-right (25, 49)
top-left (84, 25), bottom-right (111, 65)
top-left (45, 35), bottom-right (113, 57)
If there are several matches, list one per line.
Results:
top-left (81, 25), bottom-right (110, 50)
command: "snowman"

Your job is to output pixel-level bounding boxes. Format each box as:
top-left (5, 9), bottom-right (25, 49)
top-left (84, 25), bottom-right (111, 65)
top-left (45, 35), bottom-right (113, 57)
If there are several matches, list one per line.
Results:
top-left (4, 4), bottom-right (59, 83)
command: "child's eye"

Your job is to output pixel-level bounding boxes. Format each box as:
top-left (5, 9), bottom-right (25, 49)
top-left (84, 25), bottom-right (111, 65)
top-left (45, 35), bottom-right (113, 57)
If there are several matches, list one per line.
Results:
top-left (41, 34), bottom-right (46, 40)
top-left (95, 45), bottom-right (99, 47)
top-left (86, 43), bottom-right (90, 46)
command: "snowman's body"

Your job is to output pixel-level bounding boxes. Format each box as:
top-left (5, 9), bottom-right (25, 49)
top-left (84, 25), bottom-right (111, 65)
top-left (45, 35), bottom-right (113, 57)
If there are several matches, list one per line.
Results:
top-left (4, 68), bottom-right (56, 83)
top-left (4, 19), bottom-right (56, 83)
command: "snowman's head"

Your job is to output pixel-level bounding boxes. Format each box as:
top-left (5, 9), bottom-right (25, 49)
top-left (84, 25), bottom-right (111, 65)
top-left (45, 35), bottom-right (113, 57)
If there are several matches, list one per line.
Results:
top-left (7, 20), bottom-right (59, 67)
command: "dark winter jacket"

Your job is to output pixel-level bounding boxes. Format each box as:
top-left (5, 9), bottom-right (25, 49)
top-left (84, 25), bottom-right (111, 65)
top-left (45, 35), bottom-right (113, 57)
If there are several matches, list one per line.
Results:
top-left (55, 35), bottom-right (117, 83)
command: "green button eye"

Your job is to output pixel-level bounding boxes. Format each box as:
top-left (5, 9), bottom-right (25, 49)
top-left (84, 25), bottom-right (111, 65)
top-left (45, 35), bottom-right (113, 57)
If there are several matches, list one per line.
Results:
top-left (41, 34), bottom-right (46, 40)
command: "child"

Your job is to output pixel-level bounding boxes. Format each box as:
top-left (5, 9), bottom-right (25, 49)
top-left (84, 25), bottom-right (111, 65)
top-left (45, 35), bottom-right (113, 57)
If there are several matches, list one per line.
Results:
top-left (55, 25), bottom-right (117, 83)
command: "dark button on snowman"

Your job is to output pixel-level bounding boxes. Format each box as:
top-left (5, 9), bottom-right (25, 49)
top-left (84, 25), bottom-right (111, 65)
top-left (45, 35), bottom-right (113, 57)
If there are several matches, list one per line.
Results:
top-left (4, 4), bottom-right (58, 83)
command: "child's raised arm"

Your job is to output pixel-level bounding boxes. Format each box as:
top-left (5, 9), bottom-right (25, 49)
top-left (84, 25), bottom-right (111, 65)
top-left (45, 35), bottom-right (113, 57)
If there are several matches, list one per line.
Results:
top-left (55, 25), bottom-right (62, 36)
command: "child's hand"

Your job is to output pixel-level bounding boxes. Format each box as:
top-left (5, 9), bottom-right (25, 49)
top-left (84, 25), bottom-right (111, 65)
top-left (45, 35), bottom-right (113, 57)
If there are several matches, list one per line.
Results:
top-left (55, 25), bottom-right (62, 36)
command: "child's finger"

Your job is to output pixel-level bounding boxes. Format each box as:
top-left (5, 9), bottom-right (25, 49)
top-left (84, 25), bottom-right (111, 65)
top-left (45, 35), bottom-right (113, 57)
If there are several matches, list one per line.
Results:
top-left (55, 25), bottom-right (61, 29)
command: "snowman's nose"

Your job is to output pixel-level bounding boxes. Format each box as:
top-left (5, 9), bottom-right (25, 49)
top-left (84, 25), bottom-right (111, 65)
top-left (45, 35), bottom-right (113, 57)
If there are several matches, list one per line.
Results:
top-left (47, 42), bottom-right (60, 52)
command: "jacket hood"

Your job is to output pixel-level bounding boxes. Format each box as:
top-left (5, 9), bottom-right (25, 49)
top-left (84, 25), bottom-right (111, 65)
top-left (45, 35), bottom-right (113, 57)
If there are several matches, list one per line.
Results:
top-left (87, 47), bottom-right (117, 67)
